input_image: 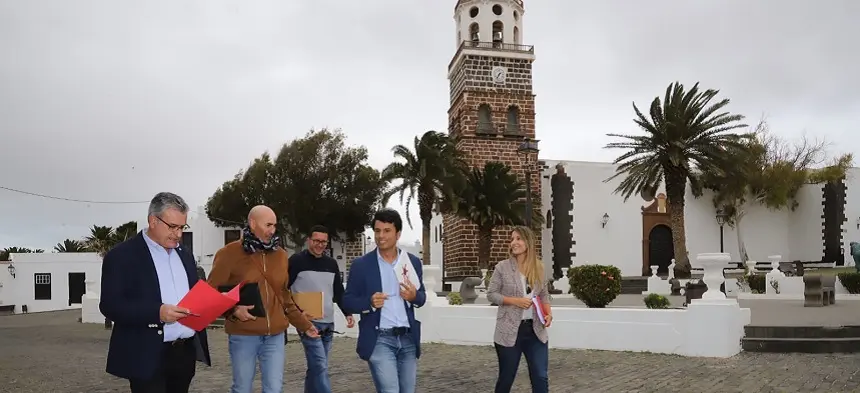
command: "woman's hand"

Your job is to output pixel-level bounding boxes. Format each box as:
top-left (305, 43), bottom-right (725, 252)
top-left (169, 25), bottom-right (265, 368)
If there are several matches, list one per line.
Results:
top-left (512, 297), bottom-right (533, 309)
top-left (544, 314), bottom-right (553, 327)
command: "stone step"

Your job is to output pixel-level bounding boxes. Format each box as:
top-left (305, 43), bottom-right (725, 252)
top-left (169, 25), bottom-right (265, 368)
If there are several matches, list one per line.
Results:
top-left (742, 337), bottom-right (860, 353)
top-left (745, 325), bottom-right (860, 339)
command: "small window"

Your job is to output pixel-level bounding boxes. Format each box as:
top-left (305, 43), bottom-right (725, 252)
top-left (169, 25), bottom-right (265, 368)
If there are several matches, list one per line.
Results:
top-left (492, 4), bottom-right (503, 15)
top-left (477, 104), bottom-right (494, 134)
top-left (224, 229), bottom-right (241, 245)
top-left (34, 273), bottom-right (51, 300)
top-left (469, 6), bottom-right (479, 18)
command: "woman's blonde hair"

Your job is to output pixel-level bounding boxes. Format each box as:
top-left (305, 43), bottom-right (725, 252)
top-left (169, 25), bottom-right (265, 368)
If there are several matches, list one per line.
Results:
top-left (510, 225), bottom-right (544, 290)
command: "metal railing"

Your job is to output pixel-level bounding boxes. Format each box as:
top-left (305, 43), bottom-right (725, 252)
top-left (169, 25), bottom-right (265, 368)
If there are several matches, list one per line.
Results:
top-left (463, 40), bottom-right (534, 53)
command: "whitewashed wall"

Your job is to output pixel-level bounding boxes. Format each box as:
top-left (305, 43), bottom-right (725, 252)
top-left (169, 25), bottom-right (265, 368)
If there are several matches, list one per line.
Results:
top-left (536, 160), bottom-right (858, 277)
top-left (0, 252), bottom-right (101, 314)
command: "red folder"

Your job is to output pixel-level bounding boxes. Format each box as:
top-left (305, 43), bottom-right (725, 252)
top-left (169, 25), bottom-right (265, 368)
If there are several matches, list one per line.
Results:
top-left (177, 280), bottom-right (243, 331)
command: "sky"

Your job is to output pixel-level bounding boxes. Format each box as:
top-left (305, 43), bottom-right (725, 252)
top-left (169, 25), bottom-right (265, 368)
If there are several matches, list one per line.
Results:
top-left (1, 0), bottom-right (858, 250)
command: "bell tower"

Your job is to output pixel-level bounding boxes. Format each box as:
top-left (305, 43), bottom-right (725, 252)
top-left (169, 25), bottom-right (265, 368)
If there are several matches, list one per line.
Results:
top-left (443, 0), bottom-right (541, 279)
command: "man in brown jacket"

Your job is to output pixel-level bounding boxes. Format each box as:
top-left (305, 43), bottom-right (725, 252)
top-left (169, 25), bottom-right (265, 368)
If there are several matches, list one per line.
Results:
top-left (207, 205), bottom-right (317, 393)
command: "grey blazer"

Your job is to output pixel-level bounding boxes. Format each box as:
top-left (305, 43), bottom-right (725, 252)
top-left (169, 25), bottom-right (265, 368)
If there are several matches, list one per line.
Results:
top-left (486, 258), bottom-right (550, 347)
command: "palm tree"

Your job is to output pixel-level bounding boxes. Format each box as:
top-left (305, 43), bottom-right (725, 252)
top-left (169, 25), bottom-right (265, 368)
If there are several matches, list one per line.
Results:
top-left (54, 239), bottom-right (86, 253)
top-left (0, 246), bottom-right (44, 261)
top-left (454, 162), bottom-right (536, 272)
top-left (83, 225), bottom-right (115, 257)
top-left (381, 131), bottom-right (467, 265)
top-left (604, 82), bottom-right (749, 277)
top-left (112, 221), bottom-right (138, 244)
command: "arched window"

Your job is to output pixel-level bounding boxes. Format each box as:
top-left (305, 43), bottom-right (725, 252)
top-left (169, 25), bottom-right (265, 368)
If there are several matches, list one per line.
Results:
top-left (477, 104), bottom-right (493, 134)
top-left (492, 21), bottom-right (504, 47)
top-left (513, 26), bottom-right (520, 45)
top-left (469, 22), bottom-right (480, 44)
top-left (506, 105), bottom-right (520, 134)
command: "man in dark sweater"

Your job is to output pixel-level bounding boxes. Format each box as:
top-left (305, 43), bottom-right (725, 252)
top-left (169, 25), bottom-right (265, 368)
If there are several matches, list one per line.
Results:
top-left (288, 225), bottom-right (354, 393)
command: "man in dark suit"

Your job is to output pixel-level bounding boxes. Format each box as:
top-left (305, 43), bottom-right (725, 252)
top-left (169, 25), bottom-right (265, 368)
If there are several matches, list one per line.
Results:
top-left (342, 209), bottom-right (426, 393)
top-left (100, 192), bottom-right (211, 393)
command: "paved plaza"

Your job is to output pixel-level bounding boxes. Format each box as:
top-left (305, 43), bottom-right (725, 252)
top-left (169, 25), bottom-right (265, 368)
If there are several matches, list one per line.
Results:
top-left (2, 310), bottom-right (860, 393)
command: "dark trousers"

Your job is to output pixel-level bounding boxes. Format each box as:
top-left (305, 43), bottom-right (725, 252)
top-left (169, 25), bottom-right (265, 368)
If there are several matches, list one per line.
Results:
top-left (129, 338), bottom-right (197, 393)
top-left (494, 320), bottom-right (549, 393)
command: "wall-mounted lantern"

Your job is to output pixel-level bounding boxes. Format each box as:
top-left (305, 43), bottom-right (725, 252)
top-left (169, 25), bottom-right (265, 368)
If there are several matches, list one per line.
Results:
top-left (601, 213), bottom-right (610, 228)
top-left (7, 263), bottom-right (16, 279)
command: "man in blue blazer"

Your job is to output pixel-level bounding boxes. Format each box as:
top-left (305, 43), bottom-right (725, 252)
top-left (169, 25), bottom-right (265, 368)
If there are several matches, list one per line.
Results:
top-left (99, 192), bottom-right (211, 393)
top-left (343, 209), bottom-right (426, 393)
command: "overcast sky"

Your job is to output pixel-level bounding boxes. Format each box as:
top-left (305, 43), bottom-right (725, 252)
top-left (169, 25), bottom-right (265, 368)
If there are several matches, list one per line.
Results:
top-left (1, 0), bottom-right (858, 250)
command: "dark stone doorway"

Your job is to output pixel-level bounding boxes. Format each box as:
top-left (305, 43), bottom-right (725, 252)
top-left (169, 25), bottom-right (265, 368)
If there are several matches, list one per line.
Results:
top-left (648, 225), bottom-right (674, 275)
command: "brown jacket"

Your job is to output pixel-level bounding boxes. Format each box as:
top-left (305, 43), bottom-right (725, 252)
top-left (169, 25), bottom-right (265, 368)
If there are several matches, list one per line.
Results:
top-left (207, 240), bottom-right (312, 336)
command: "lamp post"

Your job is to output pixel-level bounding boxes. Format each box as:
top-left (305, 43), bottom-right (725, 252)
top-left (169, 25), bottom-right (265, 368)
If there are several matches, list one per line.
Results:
top-left (516, 137), bottom-right (539, 227)
top-left (715, 208), bottom-right (728, 253)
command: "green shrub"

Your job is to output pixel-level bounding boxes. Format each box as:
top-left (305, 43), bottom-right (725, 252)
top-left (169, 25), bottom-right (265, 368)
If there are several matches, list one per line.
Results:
top-left (643, 293), bottom-right (671, 309)
top-left (568, 264), bottom-right (622, 308)
top-left (746, 274), bottom-right (765, 294)
top-left (447, 292), bottom-right (463, 305)
top-left (837, 272), bottom-right (860, 294)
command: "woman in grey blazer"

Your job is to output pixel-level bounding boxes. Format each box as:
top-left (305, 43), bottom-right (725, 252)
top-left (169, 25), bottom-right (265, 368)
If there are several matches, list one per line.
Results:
top-left (486, 226), bottom-right (552, 393)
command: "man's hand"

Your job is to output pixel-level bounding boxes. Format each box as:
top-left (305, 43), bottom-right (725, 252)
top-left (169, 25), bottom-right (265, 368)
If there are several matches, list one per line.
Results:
top-left (371, 292), bottom-right (388, 308)
top-left (301, 310), bottom-right (316, 321)
top-left (345, 315), bottom-right (355, 328)
top-left (399, 281), bottom-right (417, 302)
top-left (303, 325), bottom-right (319, 338)
top-left (160, 304), bottom-right (191, 323)
top-left (232, 305), bottom-right (257, 322)
top-left (512, 297), bottom-right (533, 309)
top-left (544, 314), bottom-right (553, 327)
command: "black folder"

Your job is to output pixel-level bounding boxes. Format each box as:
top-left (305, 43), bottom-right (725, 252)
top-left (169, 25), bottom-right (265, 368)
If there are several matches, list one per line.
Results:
top-left (218, 282), bottom-right (266, 318)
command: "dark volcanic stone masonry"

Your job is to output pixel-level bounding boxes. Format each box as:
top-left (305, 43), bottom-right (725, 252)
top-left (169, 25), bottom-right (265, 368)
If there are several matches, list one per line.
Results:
top-left (2, 311), bottom-right (860, 392)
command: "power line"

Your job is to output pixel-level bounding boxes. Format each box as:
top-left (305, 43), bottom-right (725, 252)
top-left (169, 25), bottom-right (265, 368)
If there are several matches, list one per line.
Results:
top-left (0, 184), bottom-right (246, 226)
top-left (0, 185), bottom-right (150, 204)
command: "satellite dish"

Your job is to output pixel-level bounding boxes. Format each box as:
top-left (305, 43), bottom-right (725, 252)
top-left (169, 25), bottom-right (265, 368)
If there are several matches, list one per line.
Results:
top-left (640, 186), bottom-right (656, 202)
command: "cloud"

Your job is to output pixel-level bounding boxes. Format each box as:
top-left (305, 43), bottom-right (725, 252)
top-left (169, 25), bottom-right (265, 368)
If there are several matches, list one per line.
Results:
top-left (1, 0), bottom-right (857, 249)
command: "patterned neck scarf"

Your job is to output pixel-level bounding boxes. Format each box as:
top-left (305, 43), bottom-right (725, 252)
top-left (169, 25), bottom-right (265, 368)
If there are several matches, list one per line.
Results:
top-left (241, 226), bottom-right (280, 254)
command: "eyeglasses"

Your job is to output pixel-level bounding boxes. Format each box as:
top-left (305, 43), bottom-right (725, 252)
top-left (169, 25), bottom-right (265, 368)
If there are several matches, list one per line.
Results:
top-left (155, 215), bottom-right (190, 232)
top-left (310, 239), bottom-right (328, 246)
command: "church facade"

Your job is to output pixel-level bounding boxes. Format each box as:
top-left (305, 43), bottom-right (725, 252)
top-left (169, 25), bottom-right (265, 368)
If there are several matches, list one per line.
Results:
top-left (433, 0), bottom-right (860, 282)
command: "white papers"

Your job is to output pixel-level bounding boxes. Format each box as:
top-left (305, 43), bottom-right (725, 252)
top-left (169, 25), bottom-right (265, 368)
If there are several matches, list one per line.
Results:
top-left (394, 251), bottom-right (420, 289)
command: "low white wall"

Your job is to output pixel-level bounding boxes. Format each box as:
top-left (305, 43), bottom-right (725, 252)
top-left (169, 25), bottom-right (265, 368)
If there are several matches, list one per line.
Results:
top-left (81, 271), bottom-right (751, 358)
top-left (737, 276), bottom-right (860, 300)
top-left (2, 252), bottom-right (102, 314)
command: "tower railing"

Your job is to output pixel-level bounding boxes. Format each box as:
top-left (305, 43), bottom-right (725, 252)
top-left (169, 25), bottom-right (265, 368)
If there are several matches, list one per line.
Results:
top-left (450, 40), bottom-right (535, 68)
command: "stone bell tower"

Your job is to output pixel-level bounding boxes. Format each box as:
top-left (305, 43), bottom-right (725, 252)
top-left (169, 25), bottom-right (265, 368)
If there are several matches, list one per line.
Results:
top-left (442, 0), bottom-right (541, 280)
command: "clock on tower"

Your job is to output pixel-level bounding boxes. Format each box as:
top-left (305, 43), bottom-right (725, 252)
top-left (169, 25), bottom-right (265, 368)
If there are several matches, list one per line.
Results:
top-left (443, 0), bottom-right (542, 280)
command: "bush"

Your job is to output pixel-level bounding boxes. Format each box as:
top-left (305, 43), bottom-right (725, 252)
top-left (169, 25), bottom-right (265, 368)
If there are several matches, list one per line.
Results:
top-left (447, 292), bottom-right (463, 305)
top-left (746, 274), bottom-right (765, 293)
top-left (837, 272), bottom-right (860, 294)
top-left (643, 293), bottom-right (671, 309)
top-left (568, 264), bottom-right (622, 308)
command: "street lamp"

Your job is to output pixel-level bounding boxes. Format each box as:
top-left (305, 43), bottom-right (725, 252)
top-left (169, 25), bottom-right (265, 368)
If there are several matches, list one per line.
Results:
top-left (715, 208), bottom-right (728, 253)
top-left (516, 137), bottom-right (540, 227)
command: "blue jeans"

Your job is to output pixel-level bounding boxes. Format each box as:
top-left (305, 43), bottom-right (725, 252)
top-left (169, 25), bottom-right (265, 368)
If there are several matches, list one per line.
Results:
top-left (367, 331), bottom-right (417, 393)
top-left (300, 322), bottom-right (334, 393)
top-left (228, 332), bottom-right (286, 393)
top-left (494, 320), bottom-right (549, 393)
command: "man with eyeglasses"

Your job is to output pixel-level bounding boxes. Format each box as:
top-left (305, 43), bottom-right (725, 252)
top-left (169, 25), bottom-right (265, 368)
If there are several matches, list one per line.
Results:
top-left (99, 192), bottom-right (211, 393)
top-left (287, 225), bottom-right (354, 393)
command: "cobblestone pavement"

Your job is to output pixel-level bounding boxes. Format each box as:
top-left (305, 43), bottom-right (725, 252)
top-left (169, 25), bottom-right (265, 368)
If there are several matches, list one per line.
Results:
top-left (2, 311), bottom-right (860, 392)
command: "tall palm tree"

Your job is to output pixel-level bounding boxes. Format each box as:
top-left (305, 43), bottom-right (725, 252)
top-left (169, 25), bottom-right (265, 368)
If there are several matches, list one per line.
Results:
top-left (54, 239), bottom-right (86, 253)
top-left (381, 130), bottom-right (467, 265)
top-left (454, 162), bottom-right (537, 273)
top-left (604, 82), bottom-right (749, 277)
top-left (112, 221), bottom-right (139, 243)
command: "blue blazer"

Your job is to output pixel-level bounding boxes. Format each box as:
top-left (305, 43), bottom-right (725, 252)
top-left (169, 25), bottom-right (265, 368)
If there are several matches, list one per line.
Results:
top-left (342, 250), bottom-right (427, 361)
top-left (99, 233), bottom-right (211, 381)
